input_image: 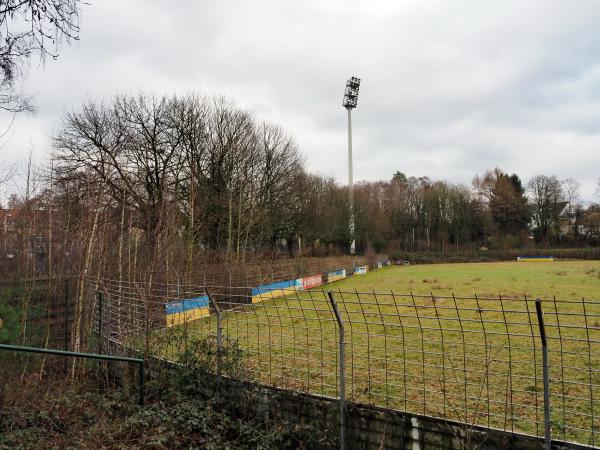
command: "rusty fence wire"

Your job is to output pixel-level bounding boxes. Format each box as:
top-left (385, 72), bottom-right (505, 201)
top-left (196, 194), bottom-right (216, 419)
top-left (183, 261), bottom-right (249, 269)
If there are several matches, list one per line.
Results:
top-left (92, 279), bottom-right (599, 448)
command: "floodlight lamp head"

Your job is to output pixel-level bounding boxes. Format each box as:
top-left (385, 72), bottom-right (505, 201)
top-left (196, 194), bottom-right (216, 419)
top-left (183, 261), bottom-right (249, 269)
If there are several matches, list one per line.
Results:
top-left (342, 76), bottom-right (361, 109)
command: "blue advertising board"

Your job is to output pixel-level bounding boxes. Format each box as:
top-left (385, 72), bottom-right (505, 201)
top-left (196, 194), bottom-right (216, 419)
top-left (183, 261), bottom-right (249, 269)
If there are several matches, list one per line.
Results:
top-left (165, 296), bottom-right (210, 327)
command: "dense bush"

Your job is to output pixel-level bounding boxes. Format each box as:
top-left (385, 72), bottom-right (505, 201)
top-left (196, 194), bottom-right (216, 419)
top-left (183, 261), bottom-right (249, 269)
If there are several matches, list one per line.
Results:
top-left (0, 338), bottom-right (334, 449)
top-left (0, 380), bottom-right (326, 449)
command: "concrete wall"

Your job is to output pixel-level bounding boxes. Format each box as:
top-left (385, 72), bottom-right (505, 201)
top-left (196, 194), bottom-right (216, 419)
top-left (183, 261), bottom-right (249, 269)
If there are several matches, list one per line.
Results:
top-left (213, 376), bottom-right (591, 450)
top-left (107, 346), bottom-right (592, 450)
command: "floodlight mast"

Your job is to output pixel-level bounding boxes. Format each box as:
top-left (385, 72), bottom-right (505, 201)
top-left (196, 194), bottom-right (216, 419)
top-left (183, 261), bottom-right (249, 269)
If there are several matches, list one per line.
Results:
top-left (342, 76), bottom-right (360, 255)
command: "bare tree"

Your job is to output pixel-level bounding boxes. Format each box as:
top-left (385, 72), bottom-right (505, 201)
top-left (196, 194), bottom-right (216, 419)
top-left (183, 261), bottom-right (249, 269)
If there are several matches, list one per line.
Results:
top-left (0, 0), bottom-right (83, 112)
top-left (0, 161), bottom-right (16, 188)
top-left (53, 94), bottom-right (186, 243)
top-left (562, 178), bottom-right (581, 214)
top-left (527, 175), bottom-right (563, 242)
top-left (52, 93), bottom-right (306, 264)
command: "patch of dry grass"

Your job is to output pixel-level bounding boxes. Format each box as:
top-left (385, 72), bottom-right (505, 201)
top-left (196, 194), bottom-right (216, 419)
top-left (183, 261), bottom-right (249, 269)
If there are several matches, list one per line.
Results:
top-left (151, 261), bottom-right (600, 445)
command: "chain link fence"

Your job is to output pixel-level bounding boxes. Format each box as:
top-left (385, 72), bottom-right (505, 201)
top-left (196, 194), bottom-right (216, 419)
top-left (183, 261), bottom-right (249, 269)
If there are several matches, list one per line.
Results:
top-left (92, 278), bottom-right (599, 448)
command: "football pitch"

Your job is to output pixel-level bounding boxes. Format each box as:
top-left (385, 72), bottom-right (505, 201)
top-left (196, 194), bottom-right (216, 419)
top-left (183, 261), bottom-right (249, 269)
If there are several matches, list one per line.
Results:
top-left (325, 259), bottom-right (600, 299)
top-left (154, 260), bottom-right (600, 445)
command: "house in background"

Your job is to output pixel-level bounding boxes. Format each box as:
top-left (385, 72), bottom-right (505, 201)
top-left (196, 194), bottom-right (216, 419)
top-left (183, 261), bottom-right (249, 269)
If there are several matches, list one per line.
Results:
top-left (0, 208), bottom-right (18, 234)
top-left (0, 207), bottom-right (50, 275)
top-left (578, 207), bottom-right (600, 237)
top-left (528, 201), bottom-right (576, 237)
top-left (0, 208), bottom-right (19, 258)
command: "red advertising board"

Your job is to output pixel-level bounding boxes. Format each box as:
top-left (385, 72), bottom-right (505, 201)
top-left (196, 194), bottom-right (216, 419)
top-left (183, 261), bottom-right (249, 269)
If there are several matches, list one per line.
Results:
top-left (302, 273), bottom-right (323, 289)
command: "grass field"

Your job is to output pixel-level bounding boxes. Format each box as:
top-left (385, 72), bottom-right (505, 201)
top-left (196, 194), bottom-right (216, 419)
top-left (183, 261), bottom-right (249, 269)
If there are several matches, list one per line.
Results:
top-left (325, 260), bottom-right (600, 299)
top-left (152, 261), bottom-right (600, 445)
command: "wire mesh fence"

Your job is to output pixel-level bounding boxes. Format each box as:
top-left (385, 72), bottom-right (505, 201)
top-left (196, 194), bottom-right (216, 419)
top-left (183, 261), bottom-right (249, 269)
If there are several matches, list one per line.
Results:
top-left (92, 279), bottom-right (599, 447)
top-left (0, 277), bottom-right (75, 350)
top-left (150, 255), bottom-right (378, 291)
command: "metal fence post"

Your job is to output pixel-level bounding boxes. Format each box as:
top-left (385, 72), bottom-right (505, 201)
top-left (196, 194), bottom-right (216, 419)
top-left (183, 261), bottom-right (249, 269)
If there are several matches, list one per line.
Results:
top-left (206, 287), bottom-right (223, 378)
top-left (98, 290), bottom-right (103, 354)
top-left (63, 279), bottom-right (70, 373)
top-left (138, 360), bottom-right (145, 405)
top-left (535, 299), bottom-right (551, 450)
top-left (63, 279), bottom-right (69, 353)
top-left (328, 291), bottom-right (346, 450)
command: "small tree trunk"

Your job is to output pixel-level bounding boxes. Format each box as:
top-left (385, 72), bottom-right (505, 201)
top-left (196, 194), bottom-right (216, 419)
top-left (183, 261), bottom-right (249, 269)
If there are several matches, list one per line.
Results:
top-left (71, 206), bottom-right (100, 376)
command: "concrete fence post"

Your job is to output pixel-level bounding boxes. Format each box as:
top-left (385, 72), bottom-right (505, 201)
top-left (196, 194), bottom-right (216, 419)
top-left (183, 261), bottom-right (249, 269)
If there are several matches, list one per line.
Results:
top-left (206, 287), bottom-right (223, 378)
top-left (535, 299), bottom-right (551, 450)
top-left (328, 291), bottom-right (346, 450)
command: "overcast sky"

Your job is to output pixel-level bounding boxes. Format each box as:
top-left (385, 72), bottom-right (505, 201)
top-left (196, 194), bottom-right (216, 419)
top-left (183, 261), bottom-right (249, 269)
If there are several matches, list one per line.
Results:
top-left (2, 0), bottom-right (600, 201)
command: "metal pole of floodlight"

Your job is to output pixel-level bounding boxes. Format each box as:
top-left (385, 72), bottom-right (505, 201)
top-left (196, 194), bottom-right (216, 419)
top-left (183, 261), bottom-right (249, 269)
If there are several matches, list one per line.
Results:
top-left (342, 76), bottom-right (360, 255)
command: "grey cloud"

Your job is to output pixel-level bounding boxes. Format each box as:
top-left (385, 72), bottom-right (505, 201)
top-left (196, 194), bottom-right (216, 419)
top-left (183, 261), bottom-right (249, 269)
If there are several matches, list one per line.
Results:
top-left (1, 0), bottom-right (600, 202)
